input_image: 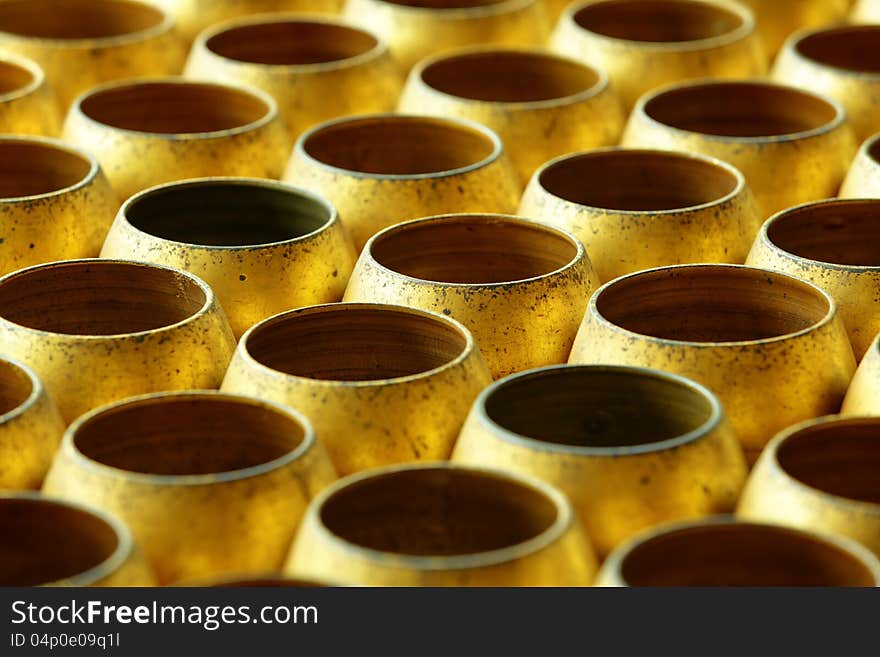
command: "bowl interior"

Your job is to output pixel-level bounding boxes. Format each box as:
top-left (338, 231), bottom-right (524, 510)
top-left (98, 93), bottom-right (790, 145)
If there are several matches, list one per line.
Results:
top-left (0, 0), bottom-right (164, 40)
top-left (796, 26), bottom-right (880, 74)
top-left (0, 140), bottom-right (91, 198)
top-left (0, 58), bottom-right (34, 95)
top-left (0, 358), bottom-right (32, 415)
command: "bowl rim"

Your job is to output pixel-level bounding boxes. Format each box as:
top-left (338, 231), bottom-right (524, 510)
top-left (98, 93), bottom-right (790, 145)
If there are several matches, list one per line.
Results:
top-left (346, 0), bottom-right (540, 20)
top-left (0, 134), bottom-right (100, 203)
top-left (0, 53), bottom-right (45, 103)
top-left (0, 355), bottom-right (44, 425)
top-left (783, 24), bottom-right (880, 80)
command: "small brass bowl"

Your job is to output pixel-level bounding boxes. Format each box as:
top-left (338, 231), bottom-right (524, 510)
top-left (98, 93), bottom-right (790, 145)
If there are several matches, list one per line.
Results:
top-left (773, 26), bottom-right (880, 143)
top-left (520, 147), bottom-right (761, 281)
top-left (398, 46), bottom-right (623, 185)
top-left (453, 365), bottom-right (747, 556)
top-left (0, 356), bottom-right (63, 490)
top-left (100, 178), bottom-right (356, 338)
top-left (623, 79), bottom-right (856, 217)
top-left (285, 463), bottom-right (598, 586)
top-left (284, 114), bottom-right (519, 251)
top-left (738, 415), bottom-right (880, 557)
top-left (152, 0), bottom-right (344, 45)
top-left (43, 391), bottom-right (337, 585)
top-left (0, 0), bottom-right (185, 110)
top-left (852, 0), bottom-right (880, 23)
top-left (0, 136), bottom-right (118, 277)
top-left (222, 302), bottom-right (491, 475)
top-left (551, 0), bottom-right (764, 112)
top-left (343, 0), bottom-right (550, 72)
top-left (569, 264), bottom-right (856, 462)
top-left (840, 133), bottom-right (880, 198)
top-left (0, 492), bottom-right (154, 586)
top-left (0, 54), bottom-right (59, 135)
top-left (842, 334), bottom-right (880, 416)
top-left (344, 213), bottom-right (598, 379)
top-left (185, 16), bottom-right (402, 142)
top-left (596, 517), bottom-right (880, 586)
top-left (0, 259), bottom-right (236, 423)
top-left (747, 198), bottom-right (880, 360)
top-left (738, 0), bottom-right (850, 61)
top-left (63, 78), bottom-right (290, 202)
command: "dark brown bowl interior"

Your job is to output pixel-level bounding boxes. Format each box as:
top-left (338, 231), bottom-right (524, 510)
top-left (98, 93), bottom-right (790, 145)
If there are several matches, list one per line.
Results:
top-left (766, 200), bottom-right (880, 267)
top-left (0, 497), bottom-right (119, 586)
top-left (596, 266), bottom-right (830, 342)
top-left (620, 523), bottom-right (876, 586)
top-left (538, 150), bottom-right (738, 211)
top-left (796, 26), bottom-right (880, 74)
top-left (574, 0), bottom-right (744, 42)
top-left (320, 467), bottom-right (558, 556)
top-left (485, 368), bottom-right (713, 448)
top-left (420, 50), bottom-right (599, 102)
top-left (0, 140), bottom-right (91, 198)
top-left (0, 261), bottom-right (206, 335)
top-left (0, 0), bottom-right (164, 40)
top-left (370, 216), bottom-right (578, 284)
top-left (0, 59), bottom-right (34, 95)
top-left (643, 82), bottom-right (838, 137)
top-left (302, 116), bottom-right (495, 175)
top-left (245, 306), bottom-right (467, 381)
top-left (80, 82), bottom-right (270, 134)
top-left (72, 396), bottom-right (305, 476)
top-left (0, 358), bottom-right (32, 415)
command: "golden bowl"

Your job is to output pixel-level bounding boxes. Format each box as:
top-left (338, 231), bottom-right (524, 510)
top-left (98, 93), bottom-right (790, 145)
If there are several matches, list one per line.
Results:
top-left (398, 46), bottom-right (623, 185)
top-left (0, 356), bottom-right (63, 490)
top-left (0, 136), bottom-right (118, 277)
top-left (738, 415), bottom-right (880, 557)
top-left (0, 0), bottom-right (185, 111)
top-left (193, 572), bottom-right (330, 587)
top-left (568, 264), bottom-right (856, 462)
top-left (285, 462), bottom-right (598, 586)
top-left (344, 213), bottom-right (598, 379)
top-left (773, 25), bottom-right (880, 143)
top-left (0, 259), bottom-right (236, 423)
top-left (63, 77), bottom-right (290, 202)
top-left (0, 54), bottom-right (59, 135)
top-left (453, 365), bottom-right (747, 556)
top-left (852, 0), bottom-right (880, 22)
top-left (596, 517), bottom-right (880, 586)
top-left (746, 198), bottom-right (880, 360)
top-left (222, 302), bottom-right (492, 475)
top-left (343, 0), bottom-right (550, 72)
top-left (0, 492), bottom-right (154, 586)
top-left (283, 114), bottom-right (519, 251)
top-left (152, 0), bottom-right (344, 45)
top-left (519, 148), bottom-right (762, 281)
top-left (622, 79), bottom-right (856, 218)
top-left (842, 334), bottom-right (880, 416)
top-left (100, 177), bottom-right (356, 338)
top-left (550, 0), bottom-right (764, 112)
top-left (840, 133), bottom-right (880, 198)
top-left (185, 15), bottom-right (402, 142)
top-left (43, 391), bottom-right (337, 585)
top-left (739, 0), bottom-right (850, 60)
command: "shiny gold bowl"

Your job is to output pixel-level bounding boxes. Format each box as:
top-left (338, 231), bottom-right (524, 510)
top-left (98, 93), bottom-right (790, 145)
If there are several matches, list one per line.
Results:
top-left (840, 133), bottom-right (880, 198)
top-left (852, 0), bottom-right (880, 23)
top-left (0, 259), bottom-right (236, 423)
top-left (399, 46), bottom-right (623, 185)
top-left (453, 365), bottom-right (747, 556)
top-left (842, 334), bottom-right (880, 416)
top-left (0, 492), bottom-right (154, 586)
top-left (747, 198), bottom-right (880, 360)
top-left (622, 79), bottom-right (856, 218)
top-left (519, 147), bottom-right (761, 281)
top-left (569, 264), bottom-right (856, 462)
top-left (344, 213), bottom-right (598, 379)
top-left (283, 114), bottom-right (519, 251)
top-left (185, 16), bottom-right (402, 142)
top-left (0, 54), bottom-right (59, 135)
top-left (100, 178), bottom-right (356, 338)
top-left (0, 0), bottom-right (185, 110)
top-left (0, 136), bottom-right (118, 277)
top-left (551, 0), bottom-right (764, 112)
top-left (222, 302), bottom-right (491, 475)
top-left (43, 391), bottom-right (337, 585)
top-left (596, 517), bottom-right (880, 586)
top-left (63, 78), bottom-right (290, 202)
top-left (738, 415), bottom-right (880, 557)
top-left (739, 0), bottom-right (850, 61)
top-left (343, 0), bottom-right (550, 72)
top-left (773, 25), bottom-right (880, 143)
top-left (0, 356), bottom-right (63, 490)
top-left (285, 463), bottom-right (597, 586)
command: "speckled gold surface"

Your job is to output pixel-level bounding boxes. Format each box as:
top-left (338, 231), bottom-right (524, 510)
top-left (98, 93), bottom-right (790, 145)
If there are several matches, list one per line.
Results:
top-left (222, 303), bottom-right (492, 475)
top-left (852, 0), bottom-right (880, 22)
top-left (0, 54), bottom-right (59, 135)
top-left (842, 335), bottom-right (880, 415)
top-left (840, 133), bottom-right (880, 198)
top-left (740, 0), bottom-right (850, 60)
top-left (43, 391), bottom-right (337, 584)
